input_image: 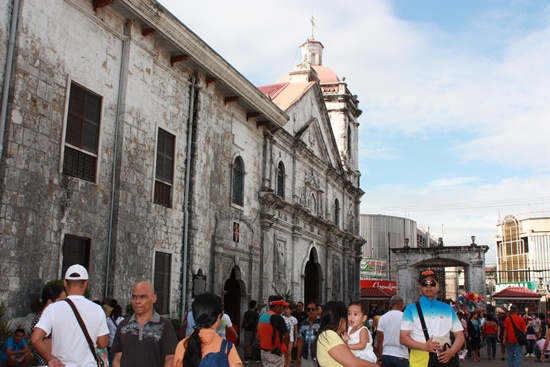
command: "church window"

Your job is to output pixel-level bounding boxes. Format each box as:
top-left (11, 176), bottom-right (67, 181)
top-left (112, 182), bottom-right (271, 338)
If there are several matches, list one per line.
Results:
top-left (62, 82), bottom-right (101, 182)
top-left (154, 251), bottom-right (171, 314)
top-left (154, 128), bottom-right (175, 208)
top-left (277, 161), bottom-right (285, 199)
top-left (62, 235), bottom-right (91, 276)
top-left (334, 199), bottom-right (340, 226)
top-left (232, 156), bottom-right (244, 206)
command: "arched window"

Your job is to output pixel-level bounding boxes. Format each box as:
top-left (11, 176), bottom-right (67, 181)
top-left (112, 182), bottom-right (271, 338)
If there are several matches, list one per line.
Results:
top-left (232, 157), bottom-right (244, 206)
top-left (277, 162), bottom-right (285, 199)
top-left (334, 199), bottom-right (340, 226)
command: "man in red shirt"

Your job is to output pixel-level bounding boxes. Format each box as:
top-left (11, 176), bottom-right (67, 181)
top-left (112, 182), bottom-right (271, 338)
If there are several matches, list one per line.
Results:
top-left (503, 305), bottom-right (526, 367)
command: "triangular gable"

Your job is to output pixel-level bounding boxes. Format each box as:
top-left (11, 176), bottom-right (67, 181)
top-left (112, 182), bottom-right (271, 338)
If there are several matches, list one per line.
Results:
top-left (289, 84), bottom-right (344, 172)
top-left (295, 118), bottom-right (332, 167)
top-left (257, 80), bottom-right (344, 173)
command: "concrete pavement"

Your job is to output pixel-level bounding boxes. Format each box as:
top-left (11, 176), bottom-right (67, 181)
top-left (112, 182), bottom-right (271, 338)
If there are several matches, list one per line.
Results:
top-left (235, 345), bottom-right (550, 366)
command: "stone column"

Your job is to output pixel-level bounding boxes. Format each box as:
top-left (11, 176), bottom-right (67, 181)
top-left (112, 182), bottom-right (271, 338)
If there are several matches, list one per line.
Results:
top-left (467, 260), bottom-right (486, 297)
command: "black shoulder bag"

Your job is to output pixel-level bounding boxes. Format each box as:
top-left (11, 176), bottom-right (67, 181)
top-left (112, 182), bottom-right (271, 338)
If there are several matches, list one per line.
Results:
top-left (65, 299), bottom-right (106, 367)
top-left (415, 302), bottom-right (459, 367)
top-left (508, 316), bottom-right (527, 346)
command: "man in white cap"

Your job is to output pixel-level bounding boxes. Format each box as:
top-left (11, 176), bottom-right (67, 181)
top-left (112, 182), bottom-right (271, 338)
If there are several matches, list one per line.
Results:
top-left (31, 264), bottom-right (109, 367)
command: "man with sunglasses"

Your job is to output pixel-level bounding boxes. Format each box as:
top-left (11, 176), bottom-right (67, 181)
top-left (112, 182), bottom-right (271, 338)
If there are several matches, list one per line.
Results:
top-left (296, 301), bottom-right (321, 367)
top-left (400, 269), bottom-right (465, 367)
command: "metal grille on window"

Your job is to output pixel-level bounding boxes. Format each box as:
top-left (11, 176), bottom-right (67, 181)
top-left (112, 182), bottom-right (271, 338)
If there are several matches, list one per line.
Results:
top-left (154, 180), bottom-right (172, 208)
top-left (154, 129), bottom-right (175, 208)
top-left (62, 83), bottom-right (101, 182)
top-left (62, 235), bottom-right (91, 276)
top-left (63, 146), bottom-right (97, 182)
top-left (154, 252), bottom-right (171, 315)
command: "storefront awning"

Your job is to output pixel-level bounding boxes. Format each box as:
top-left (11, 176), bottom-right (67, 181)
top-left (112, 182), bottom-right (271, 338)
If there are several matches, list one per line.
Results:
top-left (492, 286), bottom-right (542, 301)
top-left (360, 287), bottom-right (392, 300)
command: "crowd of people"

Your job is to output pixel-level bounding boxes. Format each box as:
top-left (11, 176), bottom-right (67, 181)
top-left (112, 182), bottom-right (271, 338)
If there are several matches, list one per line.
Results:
top-left (1, 265), bottom-right (550, 367)
top-left (457, 304), bottom-right (550, 365)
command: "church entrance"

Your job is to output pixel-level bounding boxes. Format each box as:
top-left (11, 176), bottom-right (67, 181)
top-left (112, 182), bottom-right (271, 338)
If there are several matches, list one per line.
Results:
top-left (223, 267), bottom-right (241, 346)
top-left (304, 250), bottom-right (320, 304)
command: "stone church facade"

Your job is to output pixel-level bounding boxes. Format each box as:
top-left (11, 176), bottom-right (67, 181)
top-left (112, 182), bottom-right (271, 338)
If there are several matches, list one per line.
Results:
top-left (0, 0), bottom-right (364, 321)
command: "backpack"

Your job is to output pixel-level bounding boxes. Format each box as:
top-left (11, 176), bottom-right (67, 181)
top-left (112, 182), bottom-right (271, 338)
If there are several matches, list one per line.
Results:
top-left (198, 339), bottom-right (232, 367)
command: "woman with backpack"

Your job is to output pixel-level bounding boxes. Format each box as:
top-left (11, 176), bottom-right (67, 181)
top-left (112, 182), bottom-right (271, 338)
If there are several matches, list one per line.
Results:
top-left (173, 292), bottom-right (242, 367)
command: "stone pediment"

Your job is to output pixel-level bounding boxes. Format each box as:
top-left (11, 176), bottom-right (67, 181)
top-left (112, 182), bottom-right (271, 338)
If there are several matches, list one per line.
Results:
top-left (296, 117), bottom-right (333, 168)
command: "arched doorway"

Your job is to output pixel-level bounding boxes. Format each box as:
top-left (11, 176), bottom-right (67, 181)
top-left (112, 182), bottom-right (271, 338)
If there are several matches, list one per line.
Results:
top-left (223, 267), bottom-right (241, 346)
top-left (304, 250), bottom-right (320, 304)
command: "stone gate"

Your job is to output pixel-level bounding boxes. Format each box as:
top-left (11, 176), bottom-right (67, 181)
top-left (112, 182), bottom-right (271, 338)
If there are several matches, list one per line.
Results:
top-left (391, 245), bottom-right (489, 305)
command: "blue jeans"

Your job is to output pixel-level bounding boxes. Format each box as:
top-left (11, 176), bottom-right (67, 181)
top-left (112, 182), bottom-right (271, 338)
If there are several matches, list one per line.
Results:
top-left (526, 339), bottom-right (535, 354)
top-left (507, 342), bottom-right (523, 367)
top-left (486, 334), bottom-right (497, 359)
top-left (381, 355), bottom-right (410, 367)
top-left (534, 345), bottom-right (542, 361)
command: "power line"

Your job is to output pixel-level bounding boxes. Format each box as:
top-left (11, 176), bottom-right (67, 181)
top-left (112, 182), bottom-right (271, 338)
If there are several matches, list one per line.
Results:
top-left (365, 197), bottom-right (550, 213)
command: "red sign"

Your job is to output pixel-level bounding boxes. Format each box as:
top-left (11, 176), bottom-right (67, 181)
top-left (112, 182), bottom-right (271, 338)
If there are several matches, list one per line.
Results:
top-left (361, 280), bottom-right (397, 294)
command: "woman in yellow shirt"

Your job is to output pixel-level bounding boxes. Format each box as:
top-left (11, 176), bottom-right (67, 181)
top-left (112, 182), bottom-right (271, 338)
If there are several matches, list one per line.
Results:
top-left (315, 301), bottom-right (379, 367)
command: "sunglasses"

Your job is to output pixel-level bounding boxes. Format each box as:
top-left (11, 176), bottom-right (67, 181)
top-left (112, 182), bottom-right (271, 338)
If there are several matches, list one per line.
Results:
top-left (306, 307), bottom-right (317, 312)
top-left (421, 280), bottom-right (437, 287)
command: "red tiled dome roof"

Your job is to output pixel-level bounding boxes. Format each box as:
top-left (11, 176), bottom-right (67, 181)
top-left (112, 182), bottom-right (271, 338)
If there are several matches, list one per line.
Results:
top-left (312, 65), bottom-right (339, 83)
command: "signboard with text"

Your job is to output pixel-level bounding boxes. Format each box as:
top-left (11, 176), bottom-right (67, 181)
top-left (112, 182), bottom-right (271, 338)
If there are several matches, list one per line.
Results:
top-left (360, 280), bottom-right (397, 294)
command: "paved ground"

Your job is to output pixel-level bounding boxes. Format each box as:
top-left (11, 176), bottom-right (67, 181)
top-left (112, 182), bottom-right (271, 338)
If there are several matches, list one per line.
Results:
top-left (235, 346), bottom-right (550, 366)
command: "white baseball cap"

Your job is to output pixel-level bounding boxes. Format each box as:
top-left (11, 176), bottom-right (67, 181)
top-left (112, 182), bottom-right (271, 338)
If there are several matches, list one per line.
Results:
top-left (65, 264), bottom-right (89, 280)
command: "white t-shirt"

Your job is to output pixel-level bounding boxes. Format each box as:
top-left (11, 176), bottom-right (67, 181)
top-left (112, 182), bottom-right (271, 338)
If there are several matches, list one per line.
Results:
top-left (282, 315), bottom-right (298, 342)
top-left (377, 309), bottom-right (409, 359)
top-left (216, 313), bottom-right (233, 338)
top-left (35, 295), bottom-right (109, 367)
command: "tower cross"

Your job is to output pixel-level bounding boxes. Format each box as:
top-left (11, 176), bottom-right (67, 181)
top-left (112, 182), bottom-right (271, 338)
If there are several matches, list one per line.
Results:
top-left (310, 16), bottom-right (315, 40)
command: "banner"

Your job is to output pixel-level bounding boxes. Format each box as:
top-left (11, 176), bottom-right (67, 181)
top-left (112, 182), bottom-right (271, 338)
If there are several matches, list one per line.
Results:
top-left (360, 257), bottom-right (388, 279)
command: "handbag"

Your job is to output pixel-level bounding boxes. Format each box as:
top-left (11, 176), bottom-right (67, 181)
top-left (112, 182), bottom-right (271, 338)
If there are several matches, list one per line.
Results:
top-left (65, 299), bottom-right (107, 367)
top-left (508, 316), bottom-right (527, 346)
top-left (415, 302), bottom-right (459, 367)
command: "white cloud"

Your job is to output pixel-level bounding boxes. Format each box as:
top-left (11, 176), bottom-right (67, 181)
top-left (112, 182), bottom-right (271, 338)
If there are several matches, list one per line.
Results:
top-left (159, 0), bottom-right (550, 266)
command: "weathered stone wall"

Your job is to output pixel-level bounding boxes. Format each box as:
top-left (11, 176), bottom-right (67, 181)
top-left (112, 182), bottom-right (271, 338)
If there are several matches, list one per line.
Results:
top-left (0, 1), bottom-right (10, 88)
top-left (0, 1), bottom-right (192, 317)
top-left (188, 83), bottom-right (265, 298)
top-left (0, 0), bottom-right (126, 316)
top-left (110, 20), bottom-right (191, 314)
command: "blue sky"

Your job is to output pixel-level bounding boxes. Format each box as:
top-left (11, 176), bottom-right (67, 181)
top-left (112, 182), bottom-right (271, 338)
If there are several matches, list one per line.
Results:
top-left (159, 0), bottom-right (550, 265)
